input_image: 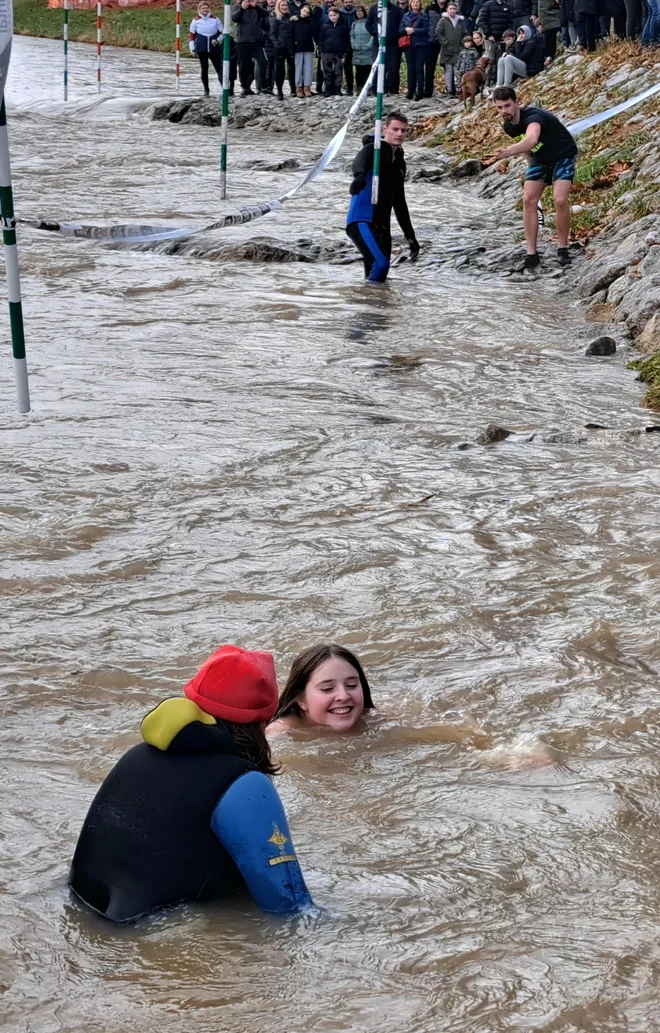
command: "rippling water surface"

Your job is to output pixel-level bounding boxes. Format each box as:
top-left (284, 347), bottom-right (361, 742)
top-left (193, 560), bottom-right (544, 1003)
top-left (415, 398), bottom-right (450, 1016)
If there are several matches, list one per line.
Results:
top-left (2, 35), bottom-right (660, 1033)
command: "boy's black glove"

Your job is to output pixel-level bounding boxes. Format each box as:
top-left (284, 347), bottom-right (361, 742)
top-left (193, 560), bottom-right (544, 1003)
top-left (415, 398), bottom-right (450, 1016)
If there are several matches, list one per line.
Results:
top-left (407, 237), bottom-right (420, 261)
top-left (349, 173), bottom-right (367, 196)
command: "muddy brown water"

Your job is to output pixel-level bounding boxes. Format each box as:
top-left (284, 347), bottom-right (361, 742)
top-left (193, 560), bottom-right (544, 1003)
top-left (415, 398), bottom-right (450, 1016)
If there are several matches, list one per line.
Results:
top-left (2, 35), bottom-right (660, 1033)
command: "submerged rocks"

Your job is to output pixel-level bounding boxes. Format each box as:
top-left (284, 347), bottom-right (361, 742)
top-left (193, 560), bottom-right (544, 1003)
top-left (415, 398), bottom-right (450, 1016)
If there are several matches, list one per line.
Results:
top-left (585, 336), bottom-right (616, 356)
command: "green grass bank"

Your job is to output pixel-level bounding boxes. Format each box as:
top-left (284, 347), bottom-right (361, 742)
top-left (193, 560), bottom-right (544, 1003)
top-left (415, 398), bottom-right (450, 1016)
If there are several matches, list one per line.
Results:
top-left (14, 0), bottom-right (195, 52)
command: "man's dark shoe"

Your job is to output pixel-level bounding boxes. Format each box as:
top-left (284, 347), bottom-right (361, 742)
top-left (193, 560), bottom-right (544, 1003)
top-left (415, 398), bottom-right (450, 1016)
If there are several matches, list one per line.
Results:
top-left (240, 88), bottom-right (254, 97)
top-left (524, 253), bottom-right (541, 270)
top-left (557, 247), bottom-right (572, 266)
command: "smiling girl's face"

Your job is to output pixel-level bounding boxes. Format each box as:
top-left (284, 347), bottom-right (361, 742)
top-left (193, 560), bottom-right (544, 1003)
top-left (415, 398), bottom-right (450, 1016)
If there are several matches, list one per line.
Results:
top-left (298, 656), bottom-right (365, 731)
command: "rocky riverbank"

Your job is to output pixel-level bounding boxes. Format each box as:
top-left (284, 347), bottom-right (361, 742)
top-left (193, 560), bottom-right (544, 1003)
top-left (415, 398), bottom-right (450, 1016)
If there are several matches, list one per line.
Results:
top-left (151, 41), bottom-right (660, 412)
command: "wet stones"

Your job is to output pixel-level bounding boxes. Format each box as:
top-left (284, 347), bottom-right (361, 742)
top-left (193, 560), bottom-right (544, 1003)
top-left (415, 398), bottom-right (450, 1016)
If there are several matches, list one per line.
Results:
top-left (585, 336), bottom-right (617, 356)
top-left (475, 424), bottom-right (513, 444)
top-left (450, 158), bottom-right (482, 179)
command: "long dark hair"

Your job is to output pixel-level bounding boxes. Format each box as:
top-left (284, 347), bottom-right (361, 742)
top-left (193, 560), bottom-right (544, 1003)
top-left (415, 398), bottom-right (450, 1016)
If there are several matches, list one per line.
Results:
top-left (272, 643), bottom-right (374, 721)
top-left (222, 720), bottom-right (280, 776)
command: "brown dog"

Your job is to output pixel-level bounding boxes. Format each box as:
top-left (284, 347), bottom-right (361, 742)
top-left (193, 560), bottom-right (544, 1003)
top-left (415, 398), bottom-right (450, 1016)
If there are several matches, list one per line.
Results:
top-left (460, 56), bottom-right (493, 108)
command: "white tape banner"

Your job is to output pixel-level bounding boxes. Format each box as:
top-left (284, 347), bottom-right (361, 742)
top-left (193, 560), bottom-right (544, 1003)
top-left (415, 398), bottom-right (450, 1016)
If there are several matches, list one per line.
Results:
top-left (21, 59), bottom-right (379, 245)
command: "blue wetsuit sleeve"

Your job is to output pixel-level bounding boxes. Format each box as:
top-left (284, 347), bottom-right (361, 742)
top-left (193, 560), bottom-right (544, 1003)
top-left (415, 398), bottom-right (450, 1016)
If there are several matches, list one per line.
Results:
top-left (210, 771), bottom-right (313, 914)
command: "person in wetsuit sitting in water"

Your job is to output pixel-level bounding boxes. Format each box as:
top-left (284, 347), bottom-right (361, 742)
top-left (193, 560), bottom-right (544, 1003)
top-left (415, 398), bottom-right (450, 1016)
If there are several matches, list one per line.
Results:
top-left (69, 646), bottom-right (313, 923)
top-left (346, 110), bottom-right (421, 283)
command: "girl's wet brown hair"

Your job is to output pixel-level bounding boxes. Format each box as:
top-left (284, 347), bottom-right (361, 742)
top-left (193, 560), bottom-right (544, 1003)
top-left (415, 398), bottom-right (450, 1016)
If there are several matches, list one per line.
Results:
top-left (222, 720), bottom-right (280, 776)
top-left (272, 643), bottom-right (374, 720)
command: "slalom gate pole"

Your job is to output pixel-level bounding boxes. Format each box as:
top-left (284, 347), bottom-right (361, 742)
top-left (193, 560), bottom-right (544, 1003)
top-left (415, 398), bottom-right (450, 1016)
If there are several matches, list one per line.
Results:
top-left (96, 1), bottom-right (102, 93)
top-left (0, 100), bottom-right (30, 413)
top-left (372, 0), bottom-right (387, 203)
top-left (175, 0), bottom-right (181, 91)
top-left (220, 0), bottom-right (231, 198)
top-left (63, 0), bottom-right (69, 100)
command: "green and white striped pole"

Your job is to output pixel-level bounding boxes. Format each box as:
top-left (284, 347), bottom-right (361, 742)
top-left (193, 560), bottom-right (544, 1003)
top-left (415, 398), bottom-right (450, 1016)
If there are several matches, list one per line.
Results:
top-left (220, 0), bottom-right (231, 198)
top-left (371, 0), bottom-right (387, 203)
top-left (63, 0), bottom-right (69, 101)
top-left (0, 4), bottom-right (30, 412)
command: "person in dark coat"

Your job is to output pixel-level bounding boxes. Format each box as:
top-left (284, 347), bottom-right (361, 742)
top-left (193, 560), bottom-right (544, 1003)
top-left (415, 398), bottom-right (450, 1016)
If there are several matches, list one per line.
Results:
top-left (400, 0), bottom-right (429, 99)
top-left (536, 0), bottom-right (561, 58)
top-left (496, 22), bottom-right (542, 81)
top-left (511, 0), bottom-right (533, 24)
top-left (270, 0), bottom-right (296, 97)
top-left (476, 0), bottom-right (514, 38)
top-left (560, 0), bottom-right (577, 47)
top-left (231, 0), bottom-right (269, 95)
top-left (343, 2), bottom-right (359, 93)
top-left (291, 3), bottom-right (317, 96)
top-left (574, 0), bottom-right (598, 48)
top-left (319, 7), bottom-right (351, 93)
top-left (436, 2), bottom-right (467, 94)
top-left (366, 0), bottom-right (405, 92)
top-left (259, 0), bottom-right (277, 90)
top-left (69, 646), bottom-right (314, 923)
top-left (424, 0), bottom-right (444, 95)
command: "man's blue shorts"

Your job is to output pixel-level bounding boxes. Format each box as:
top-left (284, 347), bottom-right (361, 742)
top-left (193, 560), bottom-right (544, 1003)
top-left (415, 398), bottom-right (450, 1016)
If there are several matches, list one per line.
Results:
top-left (525, 157), bottom-right (577, 185)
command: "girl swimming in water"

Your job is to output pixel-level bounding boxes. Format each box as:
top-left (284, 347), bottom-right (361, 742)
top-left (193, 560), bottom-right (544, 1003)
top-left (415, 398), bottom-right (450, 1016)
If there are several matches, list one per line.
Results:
top-left (269, 643), bottom-right (373, 734)
top-left (269, 642), bottom-right (559, 766)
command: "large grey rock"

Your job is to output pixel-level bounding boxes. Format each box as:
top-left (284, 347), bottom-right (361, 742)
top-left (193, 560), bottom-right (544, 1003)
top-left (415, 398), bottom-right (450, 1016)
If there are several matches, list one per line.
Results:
top-left (605, 63), bottom-right (633, 87)
top-left (578, 255), bottom-right (632, 297)
top-left (607, 274), bottom-right (633, 307)
top-left (639, 246), bottom-right (660, 277)
top-left (615, 275), bottom-right (660, 330)
top-left (585, 336), bottom-right (616, 356)
top-left (637, 312), bottom-right (660, 355)
top-left (451, 158), bottom-right (482, 178)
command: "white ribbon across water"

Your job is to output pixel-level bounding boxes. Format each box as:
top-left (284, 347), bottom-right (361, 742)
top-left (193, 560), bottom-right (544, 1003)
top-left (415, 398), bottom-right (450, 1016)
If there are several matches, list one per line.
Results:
top-left (21, 59), bottom-right (380, 245)
top-left (20, 67), bottom-right (660, 245)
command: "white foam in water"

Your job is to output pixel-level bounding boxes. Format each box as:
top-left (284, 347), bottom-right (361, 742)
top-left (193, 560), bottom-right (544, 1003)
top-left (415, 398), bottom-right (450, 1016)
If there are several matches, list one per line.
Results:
top-left (8, 92), bottom-right (164, 121)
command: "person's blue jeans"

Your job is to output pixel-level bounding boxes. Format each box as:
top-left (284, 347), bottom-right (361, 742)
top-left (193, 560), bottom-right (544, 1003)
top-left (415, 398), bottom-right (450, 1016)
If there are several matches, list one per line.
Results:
top-left (642, 0), bottom-right (660, 41)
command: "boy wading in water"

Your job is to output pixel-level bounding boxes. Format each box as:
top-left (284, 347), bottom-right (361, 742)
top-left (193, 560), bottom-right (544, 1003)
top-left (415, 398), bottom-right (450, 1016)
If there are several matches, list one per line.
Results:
top-left (492, 86), bottom-right (578, 270)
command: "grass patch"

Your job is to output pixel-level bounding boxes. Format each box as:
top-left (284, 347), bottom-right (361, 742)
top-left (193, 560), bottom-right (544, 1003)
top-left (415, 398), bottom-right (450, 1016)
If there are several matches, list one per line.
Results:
top-left (13, 0), bottom-right (195, 52)
top-left (629, 353), bottom-right (660, 412)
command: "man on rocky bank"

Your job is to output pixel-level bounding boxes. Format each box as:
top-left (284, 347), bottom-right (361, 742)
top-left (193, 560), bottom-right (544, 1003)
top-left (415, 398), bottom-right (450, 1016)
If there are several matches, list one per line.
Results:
top-left (492, 86), bottom-right (578, 270)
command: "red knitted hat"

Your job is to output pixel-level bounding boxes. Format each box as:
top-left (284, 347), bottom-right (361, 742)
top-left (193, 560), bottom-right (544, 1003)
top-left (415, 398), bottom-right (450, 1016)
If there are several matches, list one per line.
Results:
top-left (184, 645), bottom-right (278, 723)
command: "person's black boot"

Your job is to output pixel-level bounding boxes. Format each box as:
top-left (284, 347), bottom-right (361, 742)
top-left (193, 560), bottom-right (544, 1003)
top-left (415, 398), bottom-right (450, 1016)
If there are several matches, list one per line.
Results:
top-left (276, 88), bottom-right (284, 100)
top-left (524, 253), bottom-right (541, 270)
top-left (557, 247), bottom-right (572, 266)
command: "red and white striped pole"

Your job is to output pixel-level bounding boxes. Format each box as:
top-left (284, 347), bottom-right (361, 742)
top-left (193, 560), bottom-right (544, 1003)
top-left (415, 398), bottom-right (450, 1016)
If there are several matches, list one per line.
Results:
top-left (96, 1), bottom-right (102, 93)
top-left (175, 0), bottom-right (181, 91)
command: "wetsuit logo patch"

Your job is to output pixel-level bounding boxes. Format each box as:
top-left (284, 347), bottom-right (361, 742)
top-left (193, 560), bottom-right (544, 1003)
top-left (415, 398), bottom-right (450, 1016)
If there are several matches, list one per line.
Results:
top-left (268, 824), bottom-right (297, 866)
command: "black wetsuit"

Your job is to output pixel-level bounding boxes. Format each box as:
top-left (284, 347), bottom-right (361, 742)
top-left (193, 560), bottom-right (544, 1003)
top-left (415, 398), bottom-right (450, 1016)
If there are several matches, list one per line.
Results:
top-left (345, 136), bottom-right (415, 282)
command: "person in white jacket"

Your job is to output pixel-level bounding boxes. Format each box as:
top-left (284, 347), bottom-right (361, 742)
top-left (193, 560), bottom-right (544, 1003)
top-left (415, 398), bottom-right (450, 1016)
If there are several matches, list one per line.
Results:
top-left (189, 2), bottom-right (225, 95)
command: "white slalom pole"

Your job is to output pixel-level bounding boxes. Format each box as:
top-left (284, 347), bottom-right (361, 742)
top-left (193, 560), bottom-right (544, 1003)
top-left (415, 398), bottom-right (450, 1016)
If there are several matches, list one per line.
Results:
top-left (0, 2), bottom-right (30, 412)
top-left (175, 0), bottom-right (181, 91)
top-left (63, 0), bottom-right (69, 101)
top-left (372, 0), bottom-right (387, 203)
top-left (97, 1), bottom-right (102, 93)
top-left (220, 0), bottom-right (231, 198)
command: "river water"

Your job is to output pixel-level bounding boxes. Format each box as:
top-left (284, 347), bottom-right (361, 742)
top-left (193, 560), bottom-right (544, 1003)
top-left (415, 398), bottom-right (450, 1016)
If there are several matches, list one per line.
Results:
top-left (2, 34), bottom-right (660, 1033)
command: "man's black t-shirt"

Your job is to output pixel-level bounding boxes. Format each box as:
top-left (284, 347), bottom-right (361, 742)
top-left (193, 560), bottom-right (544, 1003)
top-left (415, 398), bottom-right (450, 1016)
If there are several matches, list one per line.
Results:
top-left (502, 106), bottom-right (578, 167)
